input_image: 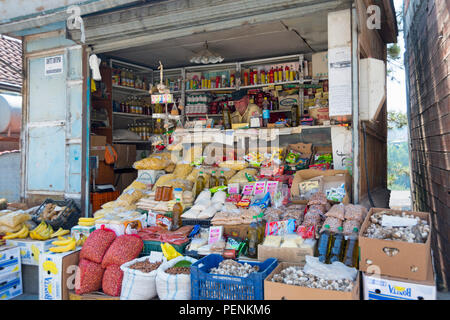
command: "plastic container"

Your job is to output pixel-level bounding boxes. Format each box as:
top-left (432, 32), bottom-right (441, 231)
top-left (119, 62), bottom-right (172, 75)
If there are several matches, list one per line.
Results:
top-left (32, 198), bottom-right (81, 230)
top-left (329, 226), bottom-right (345, 263)
top-left (315, 224), bottom-right (332, 263)
top-left (190, 254), bottom-right (278, 300)
top-left (90, 191), bottom-right (120, 213)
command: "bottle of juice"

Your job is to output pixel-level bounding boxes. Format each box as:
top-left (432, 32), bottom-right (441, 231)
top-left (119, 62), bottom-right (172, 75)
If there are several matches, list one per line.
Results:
top-left (284, 65), bottom-right (290, 82)
top-left (172, 198), bottom-right (184, 231)
top-left (342, 228), bottom-right (359, 268)
top-left (277, 66), bottom-right (283, 83)
top-left (329, 226), bottom-right (345, 264)
top-left (315, 224), bottom-right (332, 263)
top-left (209, 171), bottom-right (219, 189)
top-left (195, 171), bottom-right (206, 198)
top-left (247, 216), bottom-right (259, 258)
top-left (218, 171), bottom-right (228, 186)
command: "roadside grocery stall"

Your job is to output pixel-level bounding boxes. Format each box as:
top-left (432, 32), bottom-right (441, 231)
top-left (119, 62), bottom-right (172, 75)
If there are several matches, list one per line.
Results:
top-left (1, 0), bottom-right (436, 301)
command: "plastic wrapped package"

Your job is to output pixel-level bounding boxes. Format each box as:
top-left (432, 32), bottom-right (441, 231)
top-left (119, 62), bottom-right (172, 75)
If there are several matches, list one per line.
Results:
top-left (218, 160), bottom-right (248, 171)
top-left (262, 235), bottom-right (282, 247)
top-left (211, 191), bottom-right (226, 204)
top-left (133, 153), bottom-right (173, 170)
top-left (0, 223), bottom-right (23, 235)
top-left (191, 199), bottom-right (211, 212)
top-left (263, 207), bottom-right (284, 222)
top-left (0, 211), bottom-right (30, 228)
top-left (153, 174), bottom-right (175, 190)
top-left (196, 206), bottom-right (218, 219)
top-left (325, 203), bottom-right (346, 221)
top-left (126, 180), bottom-right (147, 191)
top-left (165, 163), bottom-right (176, 173)
top-left (182, 208), bottom-right (201, 219)
top-left (321, 216), bottom-right (343, 233)
top-left (302, 211), bottom-right (322, 227)
top-left (344, 204), bottom-right (368, 222)
top-left (280, 234), bottom-right (300, 248)
top-left (117, 188), bottom-right (144, 206)
top-left (195, 190), bottom-right (211, 204)
top-left (281, 206), bottom-right (305, 222)
top-left (308, 204), bottom-right (326, 216)
top-left (228, 168), bottom-right (258, 185)
top-left (307, 191), bottom-right (328, 205)
top-left (173, 164), bottom-right (193, 179)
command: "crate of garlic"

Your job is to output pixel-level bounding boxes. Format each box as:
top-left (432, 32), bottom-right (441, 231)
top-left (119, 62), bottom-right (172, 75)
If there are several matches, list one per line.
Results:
top-left (264, 262), bottom-right (360, 300)
top-left (358, 208), bottom-right (432, 282)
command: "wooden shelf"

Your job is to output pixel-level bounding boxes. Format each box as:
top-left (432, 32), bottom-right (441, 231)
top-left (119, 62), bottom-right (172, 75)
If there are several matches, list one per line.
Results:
top-left (113, 112), bottom-right (152, 118)
top-left (112, 84), bottom-right (150, 95)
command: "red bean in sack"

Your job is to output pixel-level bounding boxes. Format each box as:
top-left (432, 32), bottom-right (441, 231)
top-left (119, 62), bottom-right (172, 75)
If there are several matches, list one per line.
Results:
top-left (102, 265), bottom-right (124, 297)
top-left (80, 226), bottom-right (116, 264)
top-left (75, 258), bottom-right (105, 295)
top-left (101, 234), bottom-right (143, 268)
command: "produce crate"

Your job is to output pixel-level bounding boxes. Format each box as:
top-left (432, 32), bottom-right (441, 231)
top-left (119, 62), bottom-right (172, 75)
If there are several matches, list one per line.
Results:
top-left (32, 198), bottom-right (81, 230)
top-left (140, 239), bottom-right (190, 257)
top-left (190, 254), bottom-right (278, 300)
top-left (182, 217), bottom-right (212, 228)
top-left (90, 191), bottom-right (120, 213)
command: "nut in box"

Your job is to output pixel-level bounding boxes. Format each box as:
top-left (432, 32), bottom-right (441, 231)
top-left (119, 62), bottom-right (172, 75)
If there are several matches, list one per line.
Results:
top-left (32, 199), bottom-right (81, 230)
top-left (358, 208), bottom-right (432, 281)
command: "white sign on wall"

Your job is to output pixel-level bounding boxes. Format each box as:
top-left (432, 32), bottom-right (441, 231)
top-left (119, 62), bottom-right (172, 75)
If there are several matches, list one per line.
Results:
top-left (45, 55), bottom-right (63, 76)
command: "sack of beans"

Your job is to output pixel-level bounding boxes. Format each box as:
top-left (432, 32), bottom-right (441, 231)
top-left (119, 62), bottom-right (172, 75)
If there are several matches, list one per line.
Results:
top-left (101, 234), bottom-right (144, 268)
top-left (120, 255), bottom-right (166, 300)
top-left (80, 225), bottom-right (116, 264)
top-left (75, 258), bottom-right (105, 295)
top-left (102, 264), bottom-right (124, 297)
top-left (156, 256), bottom-right (197, 300)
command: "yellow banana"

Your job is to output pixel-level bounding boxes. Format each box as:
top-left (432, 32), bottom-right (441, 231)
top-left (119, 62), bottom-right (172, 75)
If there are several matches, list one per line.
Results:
top-left (50, 228), bottom-right (69, 238)
top-left (32, 221), bottom-right (46, 234)
top-left (58, 236), bottom-right (70, 241)
top-left (2, 225), bottom-right (29, 240)
top-left (52, 237), bottom-right (75, 246)
top-left (49, 239), bottom-right (76, 253)
top-left (76, 234), bottom-right (87, 247)
top-left (79, 217), bottom-right (96, 222)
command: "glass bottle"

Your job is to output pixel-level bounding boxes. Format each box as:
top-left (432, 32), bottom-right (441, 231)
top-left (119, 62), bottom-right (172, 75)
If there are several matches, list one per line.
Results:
top-left (247, 216), bottom-right (259, 258)
top-left (218, 171), bottom-right (228, 186)
top-left (194, 171), bottom-right (206, 198)
top-left (222, 102), bottom-right (232, 130)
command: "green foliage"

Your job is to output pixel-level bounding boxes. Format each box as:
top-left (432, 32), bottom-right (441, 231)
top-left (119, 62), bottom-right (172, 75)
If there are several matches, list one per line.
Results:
top-left (388, 142), bottom-right (411, 190)
top-left (388, 111), bottom-right (408, 129)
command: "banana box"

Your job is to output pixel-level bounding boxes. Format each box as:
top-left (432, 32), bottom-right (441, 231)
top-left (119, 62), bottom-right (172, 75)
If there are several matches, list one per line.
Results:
top-left (71, 225), bottom-right (96, 241)
top-left (5, 238), bottom-right (54, 266)
top-left (0, 245), bottom-right (21, 277)
top-left (363, 268), bottom-right (436, 300)
top-left (0, 270), bottom-right (22, 300)
top-left (39, 249), bottom-right (80, 300)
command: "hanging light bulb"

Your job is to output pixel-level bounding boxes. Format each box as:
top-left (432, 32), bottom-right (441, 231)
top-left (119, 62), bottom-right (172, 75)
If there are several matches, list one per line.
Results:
top-left (189, 41), bottom-right (224, 64)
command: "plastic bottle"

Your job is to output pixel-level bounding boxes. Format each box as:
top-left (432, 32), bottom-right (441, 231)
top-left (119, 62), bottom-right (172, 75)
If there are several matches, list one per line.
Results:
top-left (218, 171), bottom-right (228, 186)
top-left (209, 171), bottom-right (219, 189)
top-left (291, 104), bottom-right (298, 127)
top-left (342, 228), bottom-right (359, 268)
top-left (257, 213), bottom-right (266, 243)
top-left (262, 97), bottom-right (270, 127)
top-left (277, 67), bottom-right (283, 83)
top-left (172, 198), bottom-right (183, 231)
top-left (315, 224), bottom-right (332, 263)
top-left (269, 68), bottom-right (274, 83)
top-left (195, 171), bottom-right (206, 198)
top-left (247, 216), bottom-right (259, 258)
top-left (329, 226), bottom-right (345, 264)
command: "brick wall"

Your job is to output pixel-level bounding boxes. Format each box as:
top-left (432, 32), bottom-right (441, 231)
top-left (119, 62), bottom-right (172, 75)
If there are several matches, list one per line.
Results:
top-left (405, 0), bottom-right (449, 290)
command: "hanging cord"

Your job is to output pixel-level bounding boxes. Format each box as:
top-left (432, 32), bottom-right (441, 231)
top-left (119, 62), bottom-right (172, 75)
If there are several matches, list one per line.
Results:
top-left (362, 122), bottom-right (376, 208)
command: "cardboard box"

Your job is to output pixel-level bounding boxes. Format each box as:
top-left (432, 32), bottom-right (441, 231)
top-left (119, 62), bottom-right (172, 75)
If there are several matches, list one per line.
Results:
top-left (258, 243), bottom-right (316, 264)
top-left (6, 238), bottom-right (54, 265)
top-left (362, 260), bottom-right (436, 300)
top-left (90, 135), bottom-right (107, 161)
top-left (71, 225), bottom-right (96, 241)
top-left (359, 208), bottom-right (432, 281)
top-left (94, 161), bottom-right (115, 185)
top-left (0, 270), bottom-right (22, 300)
top-left (215, 224), bottom-right (250, 240)
top-left (113, 144), bottom-right (136, 169)
top-left (290, 169), bottom-right (352, 204)
top-left (312, 51), bottom-right (329, 78)
top-left (39, 249), bottom-right (80, 300)
top-left (0, 245), bottom-right (21, 276)
top-left (137, 170), bottom-right (165, 189)
top-left (68, 290), bottom-right (120, 300)
top-left (278, 95), bottom-right (299, 110)
top-left (264, 262), bottom-right (360, 300)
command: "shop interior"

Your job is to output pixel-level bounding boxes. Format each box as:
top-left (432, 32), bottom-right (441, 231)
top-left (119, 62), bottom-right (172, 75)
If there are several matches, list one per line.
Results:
top-left (89, 13), bottom-right (337, 211)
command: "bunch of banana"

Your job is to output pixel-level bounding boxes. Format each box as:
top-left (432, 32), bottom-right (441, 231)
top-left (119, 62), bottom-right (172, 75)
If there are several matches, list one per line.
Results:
top-left (50, 227), bottom-right (70, 238)
top-left (49, 237), bottom-right (76, 253)
top-left (3, 224), bottom-right (29, 240)
top-left (76, 234), bottom-right (87, 247)
top-left (29, 222), bottom-right (54, 240)
top-left (78, 216), bottom-right (102, 227)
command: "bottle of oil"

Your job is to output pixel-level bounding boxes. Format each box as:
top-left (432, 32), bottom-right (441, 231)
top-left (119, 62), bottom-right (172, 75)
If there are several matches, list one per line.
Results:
top-left (342, 227), bottom-right (359, 268)
top-left (194, 171), bottom-right (206, 198)
top-left (209, 171), bottom-right (219, 189)
top-left (257, 213), bottom-right (265, 243)
top-left (315, 224), bottom-right (332, 263)
top-left (329, 226), bottom-right (345, 264)
top-left (218, 171), bottom-right (228, 186)
top-left (222, 102), bottom-right (232, 130)
top-left (172, 197), bottom-right (183, 231)
top-left (247, 216), bottom-right (259, 258)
